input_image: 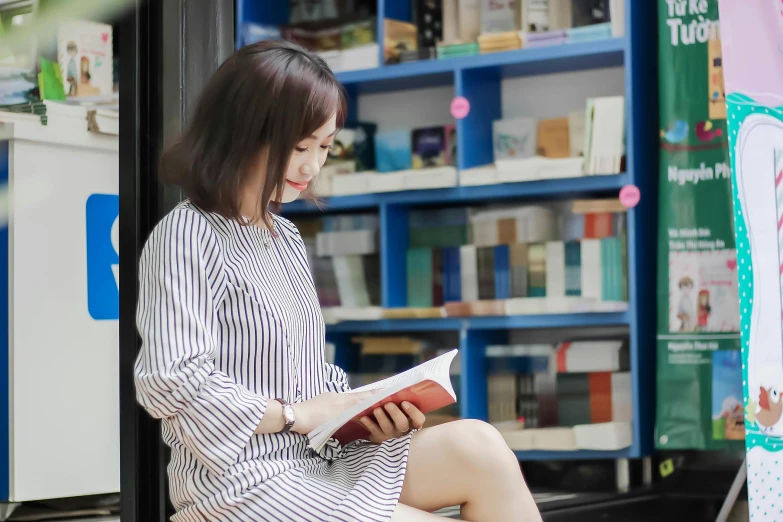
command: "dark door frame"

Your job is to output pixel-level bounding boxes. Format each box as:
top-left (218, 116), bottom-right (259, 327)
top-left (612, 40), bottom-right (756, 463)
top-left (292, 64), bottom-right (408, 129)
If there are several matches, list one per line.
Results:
top-left (118, 0), bottom-right (234, 519)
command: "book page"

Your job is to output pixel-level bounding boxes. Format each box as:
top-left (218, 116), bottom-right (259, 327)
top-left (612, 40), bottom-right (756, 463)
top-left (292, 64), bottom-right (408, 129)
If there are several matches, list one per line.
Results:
top-left (347, 349), bottom-right (457, 395)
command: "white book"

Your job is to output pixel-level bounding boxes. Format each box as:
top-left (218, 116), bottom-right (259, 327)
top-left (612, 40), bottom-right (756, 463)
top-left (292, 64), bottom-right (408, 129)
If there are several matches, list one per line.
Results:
top-left (545, 241), bottom-right (566, 298)
top-left (580, 239), bottom-right (602, 300)
top-left (308, 350), bottom-right (459, 452)
top-left (568, 110), bottom-right (586, 158)
top-left (458, 0), bottom-right (482, 42)
top-left (331, 172), bottom-right (374, 195)
top-left (532, 427), bottom-right (577, 451)
top-left (43, 100), bottom-right (89, 118)
top-left (316, 230), bottom-right (377, 257)
top-left (556, 340), bottom-right (623, 372)
top-left (369, 172), bottom-right (406, 193)
top-left (587, 96), bottom-right (625, 175)
top-left (611, 372), bottom-right (632, 423)
top-left (573, 422), bottom-right (631, 450)
top-left (460, 245), bottom-right (479, 302)
top-left (332, 256), bottom-right (370, 308)
top-left (610, 0), bottom-right (626, 37)
top-left (459, 164), bottom-right (499, 186)
top-left (486, 344), bottom-right (553, 357)
top-left (547, 0), bottom-right (572, 30)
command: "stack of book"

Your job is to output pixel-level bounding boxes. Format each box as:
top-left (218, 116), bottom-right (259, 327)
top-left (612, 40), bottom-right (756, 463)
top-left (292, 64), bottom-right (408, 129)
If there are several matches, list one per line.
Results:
top-left (437, 42), bottom-right (480, 59)
top-left (478, 31), bottom-right (523, 53)
top-left (524, 30), bottom-right (567, 48)
top-left (296, 214), bottom-right (381, 310)
top-left (566, 22), bottom-right (613, 43)
top-left (486, 340), bottom-right (633, 451)
top-left (0, 100), bottom-right (89, 132)
top-left (489, 95), bottom-right (625, 180)
top-left (403, 199), bottom-right (628, 313)
top-left (0, 67), bottom-right (36, 107)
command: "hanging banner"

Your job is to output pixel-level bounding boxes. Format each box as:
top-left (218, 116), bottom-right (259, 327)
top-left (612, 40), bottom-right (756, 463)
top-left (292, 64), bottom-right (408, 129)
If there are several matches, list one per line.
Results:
top-left (655, 0), bottom-right (744, 451)
top-left (718, 0), bottom-right (783, 518)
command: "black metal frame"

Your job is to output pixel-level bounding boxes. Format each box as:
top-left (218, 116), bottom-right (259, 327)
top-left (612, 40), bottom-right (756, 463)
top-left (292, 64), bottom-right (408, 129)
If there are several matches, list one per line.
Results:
top-left (119, 0), bottom-right (234, 519)
top-left (118, 0), bottom-right (171, 520)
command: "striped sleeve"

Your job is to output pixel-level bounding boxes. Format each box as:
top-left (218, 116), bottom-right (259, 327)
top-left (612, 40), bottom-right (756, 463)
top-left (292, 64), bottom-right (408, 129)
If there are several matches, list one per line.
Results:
top-left (134, 209), bottom-right (267, 476)
top-left (324, 362), bottom-right (351, 393)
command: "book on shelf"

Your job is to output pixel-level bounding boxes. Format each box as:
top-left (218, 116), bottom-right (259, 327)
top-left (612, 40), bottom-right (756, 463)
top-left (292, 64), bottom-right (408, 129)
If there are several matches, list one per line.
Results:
top-left (584, 95), bottom-right (625, 175)
top-left (497, 422), bottom-right (632, 451)
top-left (555, 340), bottom-right (627, 373)
top-left (57, 20), bottom-right (114, 98)
top-left (353, 336), bottom-right (425, 355)
top-left (308, 349), bottom-right (459, 452)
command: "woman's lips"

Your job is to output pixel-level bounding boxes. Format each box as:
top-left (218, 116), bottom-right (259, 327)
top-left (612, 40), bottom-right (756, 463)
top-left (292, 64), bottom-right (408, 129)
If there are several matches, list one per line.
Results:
top-left (286, 179), bottom-right (309, 191)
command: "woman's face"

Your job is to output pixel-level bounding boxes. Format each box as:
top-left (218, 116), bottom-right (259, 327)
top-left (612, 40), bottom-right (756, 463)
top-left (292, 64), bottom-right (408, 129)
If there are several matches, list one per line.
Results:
top-left (277, 112), bottom-right (337, 204)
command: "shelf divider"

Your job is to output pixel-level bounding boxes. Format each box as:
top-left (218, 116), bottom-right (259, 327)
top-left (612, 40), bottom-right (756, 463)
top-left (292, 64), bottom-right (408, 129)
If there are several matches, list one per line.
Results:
top-left (455, 67), bottom-right (502, 172)
top-left (380, 203), bottom-right (409, 308)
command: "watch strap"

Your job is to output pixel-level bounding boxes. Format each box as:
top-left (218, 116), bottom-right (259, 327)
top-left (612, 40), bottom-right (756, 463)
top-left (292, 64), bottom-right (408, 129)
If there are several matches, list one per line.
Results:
top-left (274, 398), bottom-right (294, 433)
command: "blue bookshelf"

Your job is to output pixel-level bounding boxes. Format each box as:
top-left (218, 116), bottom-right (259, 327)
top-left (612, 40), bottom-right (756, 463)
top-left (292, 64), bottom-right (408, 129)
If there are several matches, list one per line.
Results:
top-left (324, 311), bottom-right (630, 333)
top-left (236, 0), bottom-right (658, 461)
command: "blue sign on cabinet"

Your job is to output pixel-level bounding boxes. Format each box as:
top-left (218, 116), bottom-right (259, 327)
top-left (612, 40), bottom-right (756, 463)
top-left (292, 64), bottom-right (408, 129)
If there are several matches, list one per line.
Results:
top-left (86, 194), bottom-right (119, 320)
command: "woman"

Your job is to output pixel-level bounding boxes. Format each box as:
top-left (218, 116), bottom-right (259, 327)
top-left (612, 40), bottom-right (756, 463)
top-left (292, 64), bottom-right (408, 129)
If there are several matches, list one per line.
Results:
top-left (134, 40), bottom-right (541, 522)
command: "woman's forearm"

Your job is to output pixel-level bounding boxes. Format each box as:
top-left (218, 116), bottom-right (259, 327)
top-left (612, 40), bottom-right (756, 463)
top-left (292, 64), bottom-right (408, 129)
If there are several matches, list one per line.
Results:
top-left (254, 398), bottom-right (286, 435)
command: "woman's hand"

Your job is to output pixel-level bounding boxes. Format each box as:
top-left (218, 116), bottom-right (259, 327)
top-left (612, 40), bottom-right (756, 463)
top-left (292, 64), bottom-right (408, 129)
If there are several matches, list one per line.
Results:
top-left (358, 401), bottom-right (426, 444)
top-left (291, 391), bottom-right (375, 435)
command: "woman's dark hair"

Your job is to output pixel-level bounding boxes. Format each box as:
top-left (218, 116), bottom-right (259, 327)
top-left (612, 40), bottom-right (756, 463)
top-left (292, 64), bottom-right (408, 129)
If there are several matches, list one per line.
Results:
top-left (159, 40), bottom-right (346, 228)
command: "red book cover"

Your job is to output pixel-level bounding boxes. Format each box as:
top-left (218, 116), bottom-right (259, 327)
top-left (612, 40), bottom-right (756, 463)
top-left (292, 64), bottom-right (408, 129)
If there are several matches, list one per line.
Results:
top-left (556, 342), bottom-right (572, 372)
top-left (588, 372), bottom-right (613, 424)
top-left (332, 380), bottom-right (456, 446)
top-left (584, 213), bottom-right (613, 239)
top-left (309, 350), bottom-right (459, 452)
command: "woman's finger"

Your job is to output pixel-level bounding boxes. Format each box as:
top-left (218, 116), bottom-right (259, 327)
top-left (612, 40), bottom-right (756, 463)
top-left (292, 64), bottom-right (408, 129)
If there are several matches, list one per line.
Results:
top-left (401, 401), bottom-right (426, 429)
top-left (373, 407), bottom-right (395, 435)
top-left (358, 416), bottom-right (383, 439)
top-left (384, 403), bottom-right (410, 433)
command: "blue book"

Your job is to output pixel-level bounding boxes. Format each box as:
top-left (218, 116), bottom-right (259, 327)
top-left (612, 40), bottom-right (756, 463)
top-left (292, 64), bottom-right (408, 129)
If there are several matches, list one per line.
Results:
top-left (442, 248), bottom-right (452, 303)
top-left (375, 130), bottom-right (412, 172)
top-left (441, 247), bottom-right (462, 302)
top-left (487, 356), bottom-right (550, 374)
top-left (449, 247), bottom-right (462, 302)
top-left (564, 241), bottom-right (581, 296)
top-left (494, 245), bottom-right (510, 300)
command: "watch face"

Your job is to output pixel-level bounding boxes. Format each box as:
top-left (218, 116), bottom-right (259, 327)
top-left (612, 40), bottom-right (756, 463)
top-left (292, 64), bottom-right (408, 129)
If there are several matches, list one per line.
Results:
top-left (283, 405), bottom-right (295, 424)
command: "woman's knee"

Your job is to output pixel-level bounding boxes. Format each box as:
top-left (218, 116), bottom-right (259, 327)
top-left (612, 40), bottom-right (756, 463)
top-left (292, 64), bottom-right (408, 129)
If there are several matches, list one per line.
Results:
top-left (442, 419), bottom-right (519, 474)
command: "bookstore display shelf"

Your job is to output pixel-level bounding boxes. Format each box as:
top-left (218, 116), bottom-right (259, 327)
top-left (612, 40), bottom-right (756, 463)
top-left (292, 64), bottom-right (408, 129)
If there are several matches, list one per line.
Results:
top-left (237, 0), bottom-right (657, 462)
top-left (514, 449), bottom-right (633, 461)
top-left (284, 173), bottom-right (630, 215)
top-left (334, 38), bottom-right (625, 90)
top-left (324, 312), bottom-right (630, 334)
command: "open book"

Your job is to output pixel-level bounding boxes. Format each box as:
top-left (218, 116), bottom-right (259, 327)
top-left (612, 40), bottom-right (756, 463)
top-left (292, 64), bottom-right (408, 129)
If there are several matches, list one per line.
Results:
top-left (309, 349), bottom-right (459, 452)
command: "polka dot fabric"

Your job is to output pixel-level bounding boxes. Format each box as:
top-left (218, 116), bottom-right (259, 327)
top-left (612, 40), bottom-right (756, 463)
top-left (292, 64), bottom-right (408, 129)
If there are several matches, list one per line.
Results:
top-left (727, 93), bottom-right (783, 518)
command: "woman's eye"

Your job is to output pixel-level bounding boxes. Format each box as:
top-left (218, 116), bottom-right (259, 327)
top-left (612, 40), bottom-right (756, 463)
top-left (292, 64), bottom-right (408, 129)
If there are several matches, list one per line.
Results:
top-left (321, 144), bottom-right (333, 151)
top-left (295, 147), bottom-right (308, 153)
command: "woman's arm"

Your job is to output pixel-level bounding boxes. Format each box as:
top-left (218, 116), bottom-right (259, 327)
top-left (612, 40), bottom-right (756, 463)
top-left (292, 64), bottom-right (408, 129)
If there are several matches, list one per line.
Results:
top-left (135, 210), bottom-right (271, 476)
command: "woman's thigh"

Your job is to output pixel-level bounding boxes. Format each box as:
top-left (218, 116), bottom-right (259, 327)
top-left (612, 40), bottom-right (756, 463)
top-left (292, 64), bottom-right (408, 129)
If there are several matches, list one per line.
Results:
top-left (397, 419), bottom-right (520, 513)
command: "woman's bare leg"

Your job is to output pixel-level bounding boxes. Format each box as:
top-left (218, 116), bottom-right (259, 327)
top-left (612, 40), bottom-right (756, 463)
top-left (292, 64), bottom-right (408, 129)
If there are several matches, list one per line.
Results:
top-left (397, 419), bottom-right (541, 522)
top-left (389, 503), bottom-right (445, 521)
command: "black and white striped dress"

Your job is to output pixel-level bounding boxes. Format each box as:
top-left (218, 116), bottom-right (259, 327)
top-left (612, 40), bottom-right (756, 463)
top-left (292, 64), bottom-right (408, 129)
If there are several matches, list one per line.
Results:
top-left (134, 201), bottom-right (413, 522)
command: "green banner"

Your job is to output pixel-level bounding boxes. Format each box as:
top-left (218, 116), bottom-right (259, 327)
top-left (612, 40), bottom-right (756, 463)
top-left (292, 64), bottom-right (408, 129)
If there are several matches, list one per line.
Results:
top-left (655, 0), bottom-right (743, 450)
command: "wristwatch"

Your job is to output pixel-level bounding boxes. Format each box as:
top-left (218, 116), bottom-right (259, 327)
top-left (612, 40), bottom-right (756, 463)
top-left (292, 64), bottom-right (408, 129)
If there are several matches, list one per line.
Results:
top-left (275, 398), bottom-right (296, 433)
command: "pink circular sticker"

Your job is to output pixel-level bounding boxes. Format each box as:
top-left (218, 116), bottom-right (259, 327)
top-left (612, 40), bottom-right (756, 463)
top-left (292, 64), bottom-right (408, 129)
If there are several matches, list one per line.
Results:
top-left (619, 184), bottom-right (641, 209)
top-left (450, 96), bottom-right (470, 119)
